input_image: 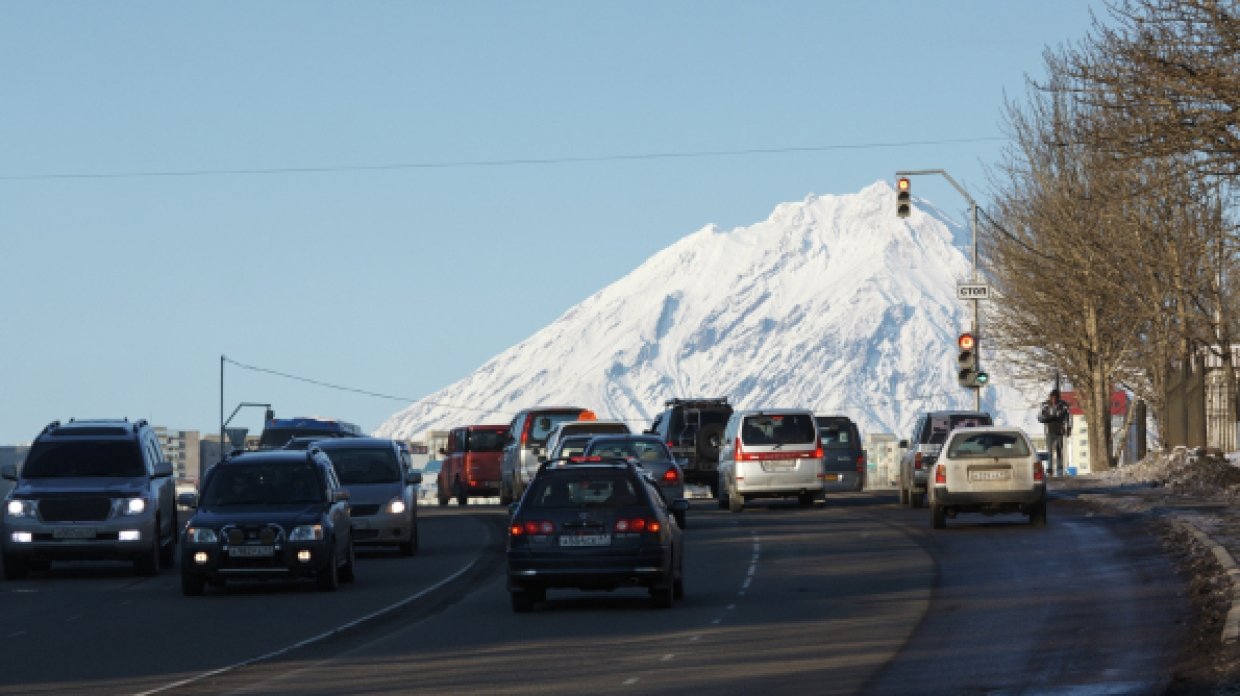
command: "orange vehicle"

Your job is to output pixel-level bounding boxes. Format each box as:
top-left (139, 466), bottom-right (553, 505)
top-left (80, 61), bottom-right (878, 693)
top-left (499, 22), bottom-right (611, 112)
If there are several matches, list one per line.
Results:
top-left (438, 424), bottom-right (509, 506)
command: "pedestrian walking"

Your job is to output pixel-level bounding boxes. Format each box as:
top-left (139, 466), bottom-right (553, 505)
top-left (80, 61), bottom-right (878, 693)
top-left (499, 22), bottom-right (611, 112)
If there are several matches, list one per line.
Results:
top-left (1038, 389), bottom-right (1072, 476)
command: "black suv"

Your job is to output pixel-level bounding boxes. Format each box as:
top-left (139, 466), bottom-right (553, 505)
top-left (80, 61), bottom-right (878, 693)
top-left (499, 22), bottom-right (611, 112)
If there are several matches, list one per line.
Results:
top-left (506, 461), bottom-right (688, 612)
top-left (645, 397), bottom-right (733, 497)
top-left (178, 448), bottom-right (355, 595)
top-left (1, 418), bottom-right (178, 579)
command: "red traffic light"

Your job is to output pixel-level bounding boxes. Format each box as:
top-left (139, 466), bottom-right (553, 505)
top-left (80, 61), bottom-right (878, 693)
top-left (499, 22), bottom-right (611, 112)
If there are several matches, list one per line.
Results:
top-left (958, 333), bottom-right (975, 351)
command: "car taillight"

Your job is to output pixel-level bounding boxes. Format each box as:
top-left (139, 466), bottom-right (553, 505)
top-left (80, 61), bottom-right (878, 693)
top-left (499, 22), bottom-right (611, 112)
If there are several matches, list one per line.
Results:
top-left (856, 454), bottom-right (866, 474)
top-left (1034, 461), bottom-right (1045, 482)
top-left (510, 520), bottom-right (555, 536)
top-left (914, 452), bottom-right (924, 470)
top-left (736, 436), bottom-right (756, 461)
top-left (615, 518), bottom-right (661, 533)
top-left (814, 445), bottom-right (823, 459)
top-left (520, 418), bottom-right (532, 447)
top-left (662, 468), bottom-right (680, 485)
top-left (666, 440), bottom-right (675, 449)
top-left (934, 464), bottom-right (946, 484)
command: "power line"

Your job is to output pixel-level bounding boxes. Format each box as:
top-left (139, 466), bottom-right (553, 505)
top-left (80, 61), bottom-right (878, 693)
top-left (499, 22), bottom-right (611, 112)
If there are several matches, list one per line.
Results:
top-left (1, 137), bottom-right (1007, 181)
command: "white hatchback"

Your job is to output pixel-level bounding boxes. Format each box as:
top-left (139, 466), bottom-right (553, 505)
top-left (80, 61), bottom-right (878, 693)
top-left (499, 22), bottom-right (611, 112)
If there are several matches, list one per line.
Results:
top-left (927, 426), bottom-right (1047, 529)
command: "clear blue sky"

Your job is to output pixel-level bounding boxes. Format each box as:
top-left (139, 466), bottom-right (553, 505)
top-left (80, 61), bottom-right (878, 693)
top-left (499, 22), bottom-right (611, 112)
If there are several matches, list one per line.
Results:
top-left (0, 2), bottom-right (1104, 444)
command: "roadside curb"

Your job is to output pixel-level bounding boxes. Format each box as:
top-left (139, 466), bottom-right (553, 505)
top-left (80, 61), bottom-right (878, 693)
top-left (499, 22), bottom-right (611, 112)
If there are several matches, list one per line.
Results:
top-left (1169, 516), bottom-right (1240, 645)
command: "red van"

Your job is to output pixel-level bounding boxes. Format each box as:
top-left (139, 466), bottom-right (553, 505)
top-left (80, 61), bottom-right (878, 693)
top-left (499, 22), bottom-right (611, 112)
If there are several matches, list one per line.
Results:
top-left (438, 424), bottom-right (509, 506)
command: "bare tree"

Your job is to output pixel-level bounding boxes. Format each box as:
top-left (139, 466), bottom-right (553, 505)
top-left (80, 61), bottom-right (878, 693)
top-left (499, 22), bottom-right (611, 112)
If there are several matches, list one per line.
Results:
top-left (1063, 0), bottom-right (1240, 179)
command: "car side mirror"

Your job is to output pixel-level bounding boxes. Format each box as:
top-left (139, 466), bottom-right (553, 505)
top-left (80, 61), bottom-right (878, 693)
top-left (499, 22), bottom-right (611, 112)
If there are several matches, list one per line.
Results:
top-left (1, 463), bottom-right (16, 481)
top-left (177, 492), bottom-right (198, 509)
top-left (670, 499), bottom-right (690, 513)
top-left (153, 461), bottom-right (174, 478)
top-left (332, 489), bottom-right (350, 503)
top-left (406, 470), bottom-right (423, 485)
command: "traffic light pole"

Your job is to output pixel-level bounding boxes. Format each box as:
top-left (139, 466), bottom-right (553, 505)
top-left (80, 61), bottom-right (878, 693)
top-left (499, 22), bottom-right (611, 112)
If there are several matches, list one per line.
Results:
top-left (896, 169), bottom-right (981, 411)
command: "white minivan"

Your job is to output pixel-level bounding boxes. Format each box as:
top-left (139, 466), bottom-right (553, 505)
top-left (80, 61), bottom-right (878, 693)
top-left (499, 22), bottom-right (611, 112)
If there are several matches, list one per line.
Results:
top-left (716, 409), bottom-right (824, 512)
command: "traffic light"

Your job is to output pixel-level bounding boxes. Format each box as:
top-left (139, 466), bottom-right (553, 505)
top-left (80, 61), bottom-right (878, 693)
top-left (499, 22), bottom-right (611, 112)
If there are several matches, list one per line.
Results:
top-left (957, 332), bottom-right (980, 388)
top-left (896, 177), bottom-right (912, 218)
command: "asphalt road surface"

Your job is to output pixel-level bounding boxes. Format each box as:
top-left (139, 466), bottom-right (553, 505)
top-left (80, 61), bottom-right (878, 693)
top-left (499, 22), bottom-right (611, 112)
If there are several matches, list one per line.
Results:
top-left (0, 492), bottom-right (1186, 695)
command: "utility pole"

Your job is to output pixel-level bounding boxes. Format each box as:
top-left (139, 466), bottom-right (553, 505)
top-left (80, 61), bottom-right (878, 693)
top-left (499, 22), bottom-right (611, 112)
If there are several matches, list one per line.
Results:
top-left (895, 169), bottom-right (981, 411)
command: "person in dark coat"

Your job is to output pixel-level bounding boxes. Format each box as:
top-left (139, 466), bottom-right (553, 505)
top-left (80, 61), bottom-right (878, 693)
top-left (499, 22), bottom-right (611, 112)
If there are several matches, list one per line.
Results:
top-left (1038, 389), bottom-right (1072, 476)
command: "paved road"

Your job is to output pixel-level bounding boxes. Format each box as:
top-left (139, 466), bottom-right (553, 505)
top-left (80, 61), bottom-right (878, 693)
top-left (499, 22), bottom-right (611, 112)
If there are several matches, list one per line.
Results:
top-left (0, 492), bottom-right (1187, 695)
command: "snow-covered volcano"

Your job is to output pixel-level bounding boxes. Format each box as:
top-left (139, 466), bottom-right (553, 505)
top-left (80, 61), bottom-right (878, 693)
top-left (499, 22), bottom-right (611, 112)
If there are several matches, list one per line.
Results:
top-left (375, 180), bottom-right (1040, 441)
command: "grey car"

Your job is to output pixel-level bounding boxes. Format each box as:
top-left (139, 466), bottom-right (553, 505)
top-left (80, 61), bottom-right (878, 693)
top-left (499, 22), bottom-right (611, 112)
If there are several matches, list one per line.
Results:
top-left (898, 411), bottom-right (992, 508)
top-left (582, 435), bottom-right (687, 527)
top-left (314, 438), bottom-right (421, 556)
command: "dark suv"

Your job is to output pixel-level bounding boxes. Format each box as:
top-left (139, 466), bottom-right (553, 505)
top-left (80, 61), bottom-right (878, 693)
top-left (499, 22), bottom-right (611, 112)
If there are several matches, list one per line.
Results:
top-left (645, 397), bottom-right (733, 497)
top-left (178, 448), bottom-right (355, 595)
top-left (816, 415), bottom-right (866, 493)
top-left (1, 418), bottom-right (178, 579)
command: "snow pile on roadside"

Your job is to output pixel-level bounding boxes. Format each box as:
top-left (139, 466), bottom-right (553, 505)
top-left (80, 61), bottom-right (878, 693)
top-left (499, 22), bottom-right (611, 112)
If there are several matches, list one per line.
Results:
top-left (1076, 448), bottom-right (1240, 501)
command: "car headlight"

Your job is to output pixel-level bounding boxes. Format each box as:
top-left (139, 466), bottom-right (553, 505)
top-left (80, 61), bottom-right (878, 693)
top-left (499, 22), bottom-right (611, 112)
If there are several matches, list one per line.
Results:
top-left (289, 524), bottom-right (324, 541)
top-left (6, 499), bottom-right (36, 518)
top-left (185, 527), bottom-right (219, 543)
top-left (387, 498), bottom-right (407, 515)
top-left (120, 497), bottom-right (147, 516)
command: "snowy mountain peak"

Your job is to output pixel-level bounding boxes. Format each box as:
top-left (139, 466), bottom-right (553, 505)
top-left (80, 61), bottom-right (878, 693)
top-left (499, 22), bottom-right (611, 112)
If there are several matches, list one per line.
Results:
top-left (375, 181), bottom-right (1037, 442)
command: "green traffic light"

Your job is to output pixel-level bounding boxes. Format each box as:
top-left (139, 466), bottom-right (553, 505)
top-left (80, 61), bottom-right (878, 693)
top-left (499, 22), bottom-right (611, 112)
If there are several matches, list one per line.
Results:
top-left (975, 372), bottom-right (989, 386)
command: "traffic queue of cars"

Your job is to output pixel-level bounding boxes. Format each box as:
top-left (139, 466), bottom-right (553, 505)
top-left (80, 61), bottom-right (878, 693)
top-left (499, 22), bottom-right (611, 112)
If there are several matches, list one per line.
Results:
top-left (1, 404), bottom-right (1047, 611)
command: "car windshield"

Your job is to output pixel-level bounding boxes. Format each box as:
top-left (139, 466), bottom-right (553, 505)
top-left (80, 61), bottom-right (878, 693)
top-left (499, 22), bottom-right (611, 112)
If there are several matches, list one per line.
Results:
top-left (527, 411), bottom-right (588, 446)
top-left (525, 472), bottom-right (641, 508)
top-left (741, 414), bottom-right (817, 446)
top-left (467, 430), bottom-right (506, 452)
top-left (22, 441), bottom-right (144, 477)
top-left (324, 448), bottom-right (401, 485)
top-left (927, 414), bottom-right (993, 445)
top-left (947, 432), bottom-right (1030, 458)
top-left (202, 462), bottom-right (324, 506)
top-left (259, 427), bottom-right (346, 449)
top-left (554, 436), bottom-right (593, 458)
top-left (817, 421), bottom-right (855, 450)
top-left (585, 439), bottom-right (673, 463)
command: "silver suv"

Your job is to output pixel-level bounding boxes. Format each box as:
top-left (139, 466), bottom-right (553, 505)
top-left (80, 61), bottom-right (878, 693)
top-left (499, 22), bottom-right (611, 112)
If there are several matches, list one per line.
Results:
top-left (716, 409), bottom-right (824, 512)
top-left (2, 419), bottom-right (178, 578)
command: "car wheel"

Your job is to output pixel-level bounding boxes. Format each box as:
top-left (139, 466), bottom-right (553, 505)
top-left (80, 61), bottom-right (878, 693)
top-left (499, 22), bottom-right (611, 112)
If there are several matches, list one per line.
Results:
top-left (910, 491), bottom-right (925, 509)
top-left (340, 542), bottom-right (356, 583)
top-left (2, 554), bottom-right (29, 580)
top-left (931, 503), bottom-right (946, 529)
top-left (134, 536), bottom-right (160, 577)
top-left (181, 572), bottom-right (205, 596)
top-left (716, 478), bottom-right (728, 510)
top-left (400, 519), bottom-right (417, 557)
top-left (728, 487), bottom-right (743, 513)
top-left (317, 549), bottom-right (341, 592)
top-left (26, 558), bottom-right (51, 573)
top-left (1030, 500), bottom-right (1048, 527)
top-left (511, 589), bottom-right (537, 613)
top-left (437, 487), bottom-right (450, 506)
top-left (455, 480), bottom-right (468, 507)
top-left (650, 579), bottom-right (674, 609)
top-left (674, 510), bottom-right (687, 529)
top-left (899, 483), bottom-right (909, 506)
top-left (673, 554), bottom-right (685, 600)
top-left (159, 514), bottom-right (177, 569)
top-left (797, 492), bottom-right (814, 507)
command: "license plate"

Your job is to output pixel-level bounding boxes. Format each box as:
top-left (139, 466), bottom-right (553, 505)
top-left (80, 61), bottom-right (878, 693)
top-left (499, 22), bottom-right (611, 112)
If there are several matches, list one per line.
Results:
top-left (559, 534), bottom-right (610, 547)
top-left (969, 470), bottom-right (1011, 481)
top-left (762, 459), bottom-right (797, 472)
top-left (53, 527), bottom-right (96, 540)
top-left (228, 545), bottom-right (275, 557)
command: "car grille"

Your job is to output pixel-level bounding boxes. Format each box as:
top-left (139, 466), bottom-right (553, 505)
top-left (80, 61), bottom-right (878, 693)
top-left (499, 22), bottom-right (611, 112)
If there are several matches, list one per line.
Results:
top-left (39, 497), bottom-right (112, 522)
top-left (351, 504), bottom-right (381, 517)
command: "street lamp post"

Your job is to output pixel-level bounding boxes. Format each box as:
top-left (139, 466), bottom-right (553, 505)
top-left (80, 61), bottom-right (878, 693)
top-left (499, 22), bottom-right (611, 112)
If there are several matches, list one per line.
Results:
top-left (896, 169), bottom-right (981, 411)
